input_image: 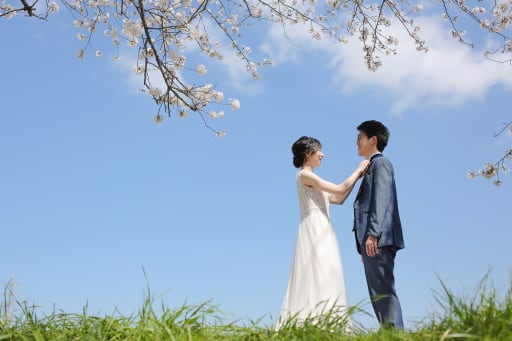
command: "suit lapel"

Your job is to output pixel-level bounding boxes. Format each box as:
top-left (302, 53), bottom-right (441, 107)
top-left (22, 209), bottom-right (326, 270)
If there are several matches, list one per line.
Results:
top-left (355, 154), bottom-right (381, 201)
top-left (355, 172), bottom-right (367, 202)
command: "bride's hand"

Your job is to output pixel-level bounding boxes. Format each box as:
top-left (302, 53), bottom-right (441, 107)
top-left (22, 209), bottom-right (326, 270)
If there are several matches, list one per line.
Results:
top-left (357, 160), bottom-right (371, 177)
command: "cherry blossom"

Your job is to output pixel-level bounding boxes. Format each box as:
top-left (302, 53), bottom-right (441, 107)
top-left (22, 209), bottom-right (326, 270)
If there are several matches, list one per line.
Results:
top-left (2, 0), bottom-right (512, 139)
top-left (468, 122), bottom-right (512, 185)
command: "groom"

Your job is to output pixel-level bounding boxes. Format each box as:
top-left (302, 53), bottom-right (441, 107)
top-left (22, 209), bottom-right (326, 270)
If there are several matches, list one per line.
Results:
top-left (353, 120), bottom-right (405, 329)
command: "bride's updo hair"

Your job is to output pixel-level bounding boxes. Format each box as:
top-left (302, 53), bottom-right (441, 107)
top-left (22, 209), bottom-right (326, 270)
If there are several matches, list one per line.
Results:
top-left (291, 136), bottom-right (322, 168)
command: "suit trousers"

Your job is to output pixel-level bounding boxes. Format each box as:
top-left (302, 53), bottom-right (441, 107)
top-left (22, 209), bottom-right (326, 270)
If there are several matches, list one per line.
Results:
top-left (362, 245), bottom-right (404, 329)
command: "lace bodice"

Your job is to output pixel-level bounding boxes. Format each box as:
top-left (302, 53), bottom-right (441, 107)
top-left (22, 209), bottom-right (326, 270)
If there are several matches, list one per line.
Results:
top-left (296, 170), bottom-right (330, 220)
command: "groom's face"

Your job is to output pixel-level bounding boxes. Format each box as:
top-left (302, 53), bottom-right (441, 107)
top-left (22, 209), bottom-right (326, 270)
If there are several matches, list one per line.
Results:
top-left (357, 132), bottom-right (374, 158)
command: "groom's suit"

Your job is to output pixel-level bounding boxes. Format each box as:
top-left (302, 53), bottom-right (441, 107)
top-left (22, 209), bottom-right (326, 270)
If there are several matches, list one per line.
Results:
top-left (353, 153), bottom-right (405, 328)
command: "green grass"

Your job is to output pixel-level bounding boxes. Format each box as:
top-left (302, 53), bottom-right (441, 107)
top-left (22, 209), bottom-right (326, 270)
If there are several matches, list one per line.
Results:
top-left (1, 273), bottom-right (511, 340)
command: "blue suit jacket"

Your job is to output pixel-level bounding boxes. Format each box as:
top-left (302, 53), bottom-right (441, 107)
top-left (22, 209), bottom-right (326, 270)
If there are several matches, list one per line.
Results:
top-left (353, 154), bottom-right (405, 254)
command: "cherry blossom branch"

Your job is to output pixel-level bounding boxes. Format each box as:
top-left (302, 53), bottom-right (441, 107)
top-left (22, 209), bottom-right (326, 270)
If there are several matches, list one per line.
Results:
top-left (0, 0), bottom-right (55, 19)
top-left (468, 121), bottom-right (512, 186)
top-left (439, 0), bottom-right (512, 63)
top-left (2, 0), bottom-right (511, 139)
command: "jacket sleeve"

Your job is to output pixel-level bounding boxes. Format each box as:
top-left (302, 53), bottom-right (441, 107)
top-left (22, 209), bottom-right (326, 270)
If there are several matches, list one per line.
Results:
top-left (367, 158), bottom-right (394, 238)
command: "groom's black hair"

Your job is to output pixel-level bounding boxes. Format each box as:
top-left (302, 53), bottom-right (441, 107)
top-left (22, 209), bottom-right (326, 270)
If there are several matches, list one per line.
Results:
top-left (357, 120), bottom-right (390, 152)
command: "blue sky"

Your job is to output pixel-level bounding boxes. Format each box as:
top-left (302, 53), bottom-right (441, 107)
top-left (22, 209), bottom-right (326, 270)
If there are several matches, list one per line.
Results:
top-left (1, 5), bottom-right (511, 330)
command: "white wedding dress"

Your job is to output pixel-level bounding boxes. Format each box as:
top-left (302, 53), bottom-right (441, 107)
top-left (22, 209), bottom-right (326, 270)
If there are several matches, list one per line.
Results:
top-left (276, 170), bottom-right (350, 329)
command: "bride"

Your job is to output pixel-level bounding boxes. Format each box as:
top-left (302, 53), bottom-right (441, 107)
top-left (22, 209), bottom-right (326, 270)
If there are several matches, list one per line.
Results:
top-left (275, 136), bottom-right (369, 329)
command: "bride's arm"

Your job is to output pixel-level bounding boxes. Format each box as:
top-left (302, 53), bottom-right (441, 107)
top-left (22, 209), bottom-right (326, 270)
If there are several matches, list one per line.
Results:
top-left (329, 168), bottom-right (363, 205)
top-left (300, 171), bottom-right (343, 194)
top-left (301, 160), bottom-right (369, 205)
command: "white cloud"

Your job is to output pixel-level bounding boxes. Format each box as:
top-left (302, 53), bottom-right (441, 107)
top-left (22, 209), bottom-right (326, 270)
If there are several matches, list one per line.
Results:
top-left (260, 15), bottom-right (512, 113)
top-left (215, 47), bottom-right (265, 95)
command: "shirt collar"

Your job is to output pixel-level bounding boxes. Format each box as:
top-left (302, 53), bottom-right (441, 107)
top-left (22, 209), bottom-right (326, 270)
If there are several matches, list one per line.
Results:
top-left (369, 152), bottom-right (381, 160)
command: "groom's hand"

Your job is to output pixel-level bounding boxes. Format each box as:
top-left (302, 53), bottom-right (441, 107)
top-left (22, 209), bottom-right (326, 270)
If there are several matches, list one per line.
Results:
top-left (366, 235), bottom-right (379, 257)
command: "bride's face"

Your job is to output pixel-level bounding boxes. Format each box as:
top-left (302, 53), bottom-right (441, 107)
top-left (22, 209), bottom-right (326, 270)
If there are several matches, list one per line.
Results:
top-left (306, 150), bottom-right (324, 168)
